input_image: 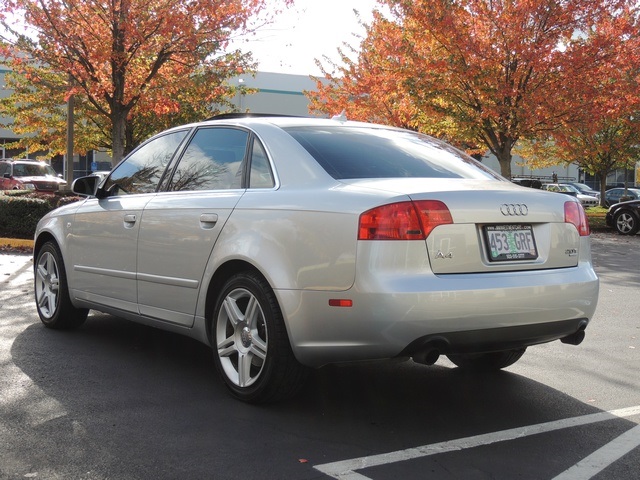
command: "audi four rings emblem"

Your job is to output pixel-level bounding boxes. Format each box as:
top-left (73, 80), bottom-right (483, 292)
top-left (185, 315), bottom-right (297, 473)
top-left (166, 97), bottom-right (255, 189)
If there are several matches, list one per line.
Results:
top-left (500, 203), bottom-right (529, 216)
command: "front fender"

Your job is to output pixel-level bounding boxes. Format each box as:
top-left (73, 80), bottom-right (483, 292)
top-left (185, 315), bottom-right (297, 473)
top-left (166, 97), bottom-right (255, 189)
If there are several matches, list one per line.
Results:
top-left (34, 200), bottom-right (87, 264)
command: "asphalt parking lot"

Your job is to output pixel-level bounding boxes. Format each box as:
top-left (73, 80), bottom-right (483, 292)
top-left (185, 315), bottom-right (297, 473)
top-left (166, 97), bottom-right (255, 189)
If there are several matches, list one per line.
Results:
top-left (1, 231), bottom-right (638, 480)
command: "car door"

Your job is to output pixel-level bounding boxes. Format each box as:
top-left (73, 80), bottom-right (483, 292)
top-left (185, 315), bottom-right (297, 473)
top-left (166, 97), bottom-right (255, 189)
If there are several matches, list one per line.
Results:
top-left (67, 130), bottom-right (189, 313)
top-left (136, 127), bottom-right (251, 326)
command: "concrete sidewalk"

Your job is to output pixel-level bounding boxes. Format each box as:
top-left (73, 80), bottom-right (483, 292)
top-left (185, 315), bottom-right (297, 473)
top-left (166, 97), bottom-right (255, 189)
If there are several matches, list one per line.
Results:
top-left (0, 251), bottom-right (32, 284)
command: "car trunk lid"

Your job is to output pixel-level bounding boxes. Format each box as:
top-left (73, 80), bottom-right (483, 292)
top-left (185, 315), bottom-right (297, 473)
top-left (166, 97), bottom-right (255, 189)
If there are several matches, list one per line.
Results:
top-left (345, 178), bottom-right (585, 274)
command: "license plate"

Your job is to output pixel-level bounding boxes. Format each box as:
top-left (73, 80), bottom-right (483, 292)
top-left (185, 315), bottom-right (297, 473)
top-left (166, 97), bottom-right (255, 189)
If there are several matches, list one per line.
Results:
top-left (485, 225), bottom-right (538, 261)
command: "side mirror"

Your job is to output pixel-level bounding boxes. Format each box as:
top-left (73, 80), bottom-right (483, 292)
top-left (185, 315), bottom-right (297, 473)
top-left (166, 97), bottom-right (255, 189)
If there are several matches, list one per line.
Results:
top-left (72, 175), bottom-right (99, 196)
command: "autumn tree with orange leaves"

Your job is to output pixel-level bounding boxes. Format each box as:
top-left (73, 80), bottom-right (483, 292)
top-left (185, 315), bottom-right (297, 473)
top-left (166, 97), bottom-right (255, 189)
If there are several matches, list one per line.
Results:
top-left (0, 0), bottom-right (290, 165)
top-left (550, 8), bottom-right (640, 199)
top-left (310, 0), bottom-right (638, 179)
top-left (0, 58), bottom-right (254, 159)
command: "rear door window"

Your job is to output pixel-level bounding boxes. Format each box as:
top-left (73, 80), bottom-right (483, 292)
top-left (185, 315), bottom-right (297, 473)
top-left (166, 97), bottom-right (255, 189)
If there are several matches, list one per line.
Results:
top-left (248, 138), bottom-right (275, 188)
top-left (169, 127), bottom-right (249, 191)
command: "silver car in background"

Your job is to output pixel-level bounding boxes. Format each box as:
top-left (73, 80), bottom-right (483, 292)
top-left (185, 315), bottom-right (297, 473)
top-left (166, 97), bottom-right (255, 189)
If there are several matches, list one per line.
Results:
top-left (33, 115), bottom-right (599, 403)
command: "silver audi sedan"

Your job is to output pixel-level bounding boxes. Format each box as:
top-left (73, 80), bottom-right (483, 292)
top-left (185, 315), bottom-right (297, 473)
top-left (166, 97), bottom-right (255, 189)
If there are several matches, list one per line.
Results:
top-left (33, 115), bottom-right (599, 403)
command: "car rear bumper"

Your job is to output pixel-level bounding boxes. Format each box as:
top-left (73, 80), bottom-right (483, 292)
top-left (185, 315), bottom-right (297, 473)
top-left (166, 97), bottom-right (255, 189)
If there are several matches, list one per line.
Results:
top-left (277, 263), bottom-right (599, 367)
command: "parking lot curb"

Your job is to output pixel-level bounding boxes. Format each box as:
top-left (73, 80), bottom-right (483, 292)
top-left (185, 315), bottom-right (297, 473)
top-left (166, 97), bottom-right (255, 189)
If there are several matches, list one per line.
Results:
top-left (0, 237), bottom-right (34, 250)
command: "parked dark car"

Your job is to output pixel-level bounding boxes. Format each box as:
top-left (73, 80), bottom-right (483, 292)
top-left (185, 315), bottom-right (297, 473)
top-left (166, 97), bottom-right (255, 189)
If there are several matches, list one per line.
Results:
top-left (0, 158), bottom-right (66, 192)
top-left (604, 187), bottom-right (640, 207)
top-left (606, 200), bottom-right (640, 235)
top-left (511, 178), bottom-right (542, 189)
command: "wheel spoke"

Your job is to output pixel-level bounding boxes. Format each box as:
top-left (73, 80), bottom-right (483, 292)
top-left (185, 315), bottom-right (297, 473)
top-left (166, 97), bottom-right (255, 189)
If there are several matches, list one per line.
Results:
top-left (36, 263), bottom-right (48, 283)
top-left (36, 288), bottom-right (48, 309)
top-left (46, 253), bottom-right (56, 278)
top-left (217, 335), bottom-right (236, 358)
top-left (222, 296), bottom-right (244, 326)
top-left (244, 296), bottom-right (259, 328)
top-left (237, 352), bottom-right (252, 387)
top-left (49, 275), bottom-right (59, 294)
top-left (46, 291), bottom-right (57, 313)
top-left (250, 336), bottom-right (267, 361)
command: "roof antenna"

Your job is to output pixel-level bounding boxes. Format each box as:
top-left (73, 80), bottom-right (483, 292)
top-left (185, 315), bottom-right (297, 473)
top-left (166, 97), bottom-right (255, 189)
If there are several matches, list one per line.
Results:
top-left (331, 110), bottom-right (347, 122)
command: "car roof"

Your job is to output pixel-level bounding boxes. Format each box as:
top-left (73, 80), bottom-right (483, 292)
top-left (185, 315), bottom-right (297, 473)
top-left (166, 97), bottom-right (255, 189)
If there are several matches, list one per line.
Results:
top-left (163, 114), bottom-right (405, 133)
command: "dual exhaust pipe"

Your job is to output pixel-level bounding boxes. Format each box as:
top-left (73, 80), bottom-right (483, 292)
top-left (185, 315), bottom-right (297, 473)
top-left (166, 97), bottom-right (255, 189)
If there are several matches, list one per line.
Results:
top-left (410, 322), bottom-right (588, 366)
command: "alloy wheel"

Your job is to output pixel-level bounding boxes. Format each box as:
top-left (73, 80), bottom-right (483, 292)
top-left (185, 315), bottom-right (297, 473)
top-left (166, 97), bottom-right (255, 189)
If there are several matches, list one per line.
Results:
top-left (615, 212), bottom-right (636, 234)
top-left (215, 287), bottom-right (268, 388)
top-left (35, 251), bottom-right (59, 319)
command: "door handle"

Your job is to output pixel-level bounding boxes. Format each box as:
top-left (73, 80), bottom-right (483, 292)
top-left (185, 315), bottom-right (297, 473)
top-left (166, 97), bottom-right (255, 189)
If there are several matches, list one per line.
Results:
top-left (200, 213), bottom-right (218, 228)
top-left (123, 214), bottom-right (137, 226)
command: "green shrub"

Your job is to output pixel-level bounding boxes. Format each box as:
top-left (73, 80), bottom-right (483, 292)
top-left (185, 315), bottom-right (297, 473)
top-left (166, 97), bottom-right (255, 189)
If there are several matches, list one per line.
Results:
top-left (0, 191), bottom-right (83, 239)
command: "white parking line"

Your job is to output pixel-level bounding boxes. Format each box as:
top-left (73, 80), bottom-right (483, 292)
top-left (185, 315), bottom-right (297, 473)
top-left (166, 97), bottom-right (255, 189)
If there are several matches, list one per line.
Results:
top-left (313, 405), bottom-right (640, 480)
top-left (552, 423), bottom-right (640, 480)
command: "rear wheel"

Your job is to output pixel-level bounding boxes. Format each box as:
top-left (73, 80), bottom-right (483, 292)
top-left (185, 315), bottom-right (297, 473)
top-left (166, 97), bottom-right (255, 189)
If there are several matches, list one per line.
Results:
top-left (614, 210), bottom-right (639, 235)
top-left (447, 348), bottom-right (526, 371)
top-left (34, 241), bottom-right (88, 329)
top-left (211, 271), bottom-right (308, 403)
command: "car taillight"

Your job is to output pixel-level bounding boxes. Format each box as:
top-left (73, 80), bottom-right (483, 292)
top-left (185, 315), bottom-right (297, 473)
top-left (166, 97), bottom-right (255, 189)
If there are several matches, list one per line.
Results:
top-left (358, 200), bottom-right (453, 240)
top-left (565, 201), bottom-right (590, 236)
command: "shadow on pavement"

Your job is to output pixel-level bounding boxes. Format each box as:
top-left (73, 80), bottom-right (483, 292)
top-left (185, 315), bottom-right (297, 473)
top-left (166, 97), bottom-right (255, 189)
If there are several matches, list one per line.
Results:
top-left (6, 311), bottom-right (638, 480)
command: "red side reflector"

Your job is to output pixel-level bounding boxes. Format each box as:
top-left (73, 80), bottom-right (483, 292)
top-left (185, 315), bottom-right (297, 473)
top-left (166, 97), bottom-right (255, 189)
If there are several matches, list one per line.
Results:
top-left (329, 299), bottom-right (353, 307)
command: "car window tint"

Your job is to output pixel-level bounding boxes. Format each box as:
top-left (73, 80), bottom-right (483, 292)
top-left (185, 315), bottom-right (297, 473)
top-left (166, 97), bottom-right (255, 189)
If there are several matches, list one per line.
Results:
top-left (249, 138), bottom-right (275, 188)
top-left (284, 126), bottom-right (502, 180)
top-left (0, 163), bottom-right (7, 175)
top-left (170, 127), bottom-right (248, 191)
top-left (105, 130), bottom-right (188, 195)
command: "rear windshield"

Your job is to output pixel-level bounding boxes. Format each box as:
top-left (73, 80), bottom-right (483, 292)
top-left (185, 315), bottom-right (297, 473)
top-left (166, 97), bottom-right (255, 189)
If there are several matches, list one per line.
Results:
top-left (284, 126), bottom-right (502, 181)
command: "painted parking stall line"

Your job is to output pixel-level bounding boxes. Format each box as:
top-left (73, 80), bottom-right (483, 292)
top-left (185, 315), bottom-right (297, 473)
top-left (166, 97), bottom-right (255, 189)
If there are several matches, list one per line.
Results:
top-left (552, 423), bottom-right (640, 480)
top-left (314, 405), bottom-right (640, 480)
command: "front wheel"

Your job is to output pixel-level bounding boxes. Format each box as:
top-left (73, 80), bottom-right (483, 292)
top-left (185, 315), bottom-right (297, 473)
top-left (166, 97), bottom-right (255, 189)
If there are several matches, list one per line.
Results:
top-left (614, 210), bottom-right (639, 235)
top-left (211, 271), bottom-right (308, 403)
top-left (34, 241), bottom-right (88, 329)
top-left (447, 348), bottom-right (526, 371)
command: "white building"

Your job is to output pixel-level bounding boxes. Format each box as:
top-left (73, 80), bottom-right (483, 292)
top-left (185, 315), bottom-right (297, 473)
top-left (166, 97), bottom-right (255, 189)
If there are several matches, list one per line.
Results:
top-left (231, 71), bottom-right (322, 116)
top-left (0, 65), bottom-right (20, 159)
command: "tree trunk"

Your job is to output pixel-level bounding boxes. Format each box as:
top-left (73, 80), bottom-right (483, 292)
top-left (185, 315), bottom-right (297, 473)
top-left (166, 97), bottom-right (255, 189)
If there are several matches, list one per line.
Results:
top-left (495, 150), bottom-right (513, 179)
top-left (111, 112), bottom-right (126, 167)
top-left (599, 176), bottom-right (607, 207)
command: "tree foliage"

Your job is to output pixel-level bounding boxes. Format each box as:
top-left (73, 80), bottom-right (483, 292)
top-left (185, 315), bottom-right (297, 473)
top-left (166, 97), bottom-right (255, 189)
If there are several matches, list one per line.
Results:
top-left (309, 0), bottom-right (637, 178)
top-left (548, 7), bottom-right (640, 199)
top-left (1, 0), bottom-right (290, 165)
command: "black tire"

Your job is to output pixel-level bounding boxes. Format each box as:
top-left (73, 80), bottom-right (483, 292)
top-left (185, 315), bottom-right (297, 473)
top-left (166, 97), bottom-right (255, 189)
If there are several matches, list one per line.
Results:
top-left (447, 348), bottom-right (526, 371)
top-left (211, 271), bottom-right (308, 403)
top-left (34, 241), bottom-right (89, 329)
top-left (613, 210), bottom-right (640, 235)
